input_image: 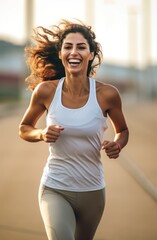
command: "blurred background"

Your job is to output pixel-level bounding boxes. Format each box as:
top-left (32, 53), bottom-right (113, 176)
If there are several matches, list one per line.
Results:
top-left (0, 0), bottom-right (157, 240)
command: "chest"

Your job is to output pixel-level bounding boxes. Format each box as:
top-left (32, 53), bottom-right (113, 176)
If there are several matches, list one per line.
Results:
top-left (61, 91), bottom-right (89, 109)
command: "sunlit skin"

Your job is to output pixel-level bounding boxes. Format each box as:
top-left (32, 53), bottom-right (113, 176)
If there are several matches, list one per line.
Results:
top-left (19, 32), bottom-right (129, 159)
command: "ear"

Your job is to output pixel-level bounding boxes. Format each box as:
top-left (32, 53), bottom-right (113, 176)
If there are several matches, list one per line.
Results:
top-left (89, 52), bottom-right (94, 61)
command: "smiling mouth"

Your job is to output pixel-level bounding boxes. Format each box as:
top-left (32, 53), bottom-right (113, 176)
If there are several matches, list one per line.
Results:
top-left (68, 59), bottom-right (81, 65)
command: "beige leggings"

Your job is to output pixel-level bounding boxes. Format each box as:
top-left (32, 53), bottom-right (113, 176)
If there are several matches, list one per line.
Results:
top-left (38, 185), bottom-right (105, 240)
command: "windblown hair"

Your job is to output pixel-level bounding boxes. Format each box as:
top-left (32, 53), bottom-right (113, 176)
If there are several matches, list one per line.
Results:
top-left (25, 19), bottom-right (103, 90)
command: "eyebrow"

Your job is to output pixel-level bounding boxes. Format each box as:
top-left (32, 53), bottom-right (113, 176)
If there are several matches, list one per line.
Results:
top-left (63, 42), bottom-right (87, 46)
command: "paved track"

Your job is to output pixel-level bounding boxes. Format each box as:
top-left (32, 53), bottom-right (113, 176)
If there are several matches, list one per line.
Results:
top-left (0, 100), bottom-right (157, 240)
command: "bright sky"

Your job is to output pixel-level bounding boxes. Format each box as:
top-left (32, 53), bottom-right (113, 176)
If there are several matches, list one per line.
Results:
top-left (1, 0), bottom-right (157, 65)
top-left (0, 0), bottom-right (86, 44)
top-left (0, 0), bottom-right (129, 64)
top-left (0, 0), bottom-right (26, 43)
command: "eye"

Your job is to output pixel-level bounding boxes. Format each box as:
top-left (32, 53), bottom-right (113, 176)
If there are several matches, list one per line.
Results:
top-left (78, 46), bottom-right (86, 50)
top-left (63, 44), bottom-right (72, 50)
top-left (63, 46), bottom-right (71, 50)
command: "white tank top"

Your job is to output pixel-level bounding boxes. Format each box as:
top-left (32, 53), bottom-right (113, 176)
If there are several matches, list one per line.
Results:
top-left (41, 77), bottom-right (108, 191)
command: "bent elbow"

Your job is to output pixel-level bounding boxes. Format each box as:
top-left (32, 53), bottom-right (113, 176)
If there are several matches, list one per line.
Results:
top-left (18, 124), bottom-right (26, 140)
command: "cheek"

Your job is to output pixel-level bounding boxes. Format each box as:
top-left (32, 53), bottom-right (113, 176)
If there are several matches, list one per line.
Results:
top-left (59, 54), bottom-right (67, 67)
top-left (59, 50), bottom-right (68, 61)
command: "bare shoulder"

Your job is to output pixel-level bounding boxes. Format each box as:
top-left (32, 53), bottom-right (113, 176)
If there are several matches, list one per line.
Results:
top-left (96, 80), bottom-right (121, 104)
top-left (34, 80), bottom-right (59, 97)
top-left (32, 80), bottom-right (60, 109)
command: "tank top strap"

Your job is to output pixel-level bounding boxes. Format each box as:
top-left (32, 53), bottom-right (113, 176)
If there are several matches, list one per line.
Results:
top-left (88, 78), bottom-right (98, 106)
top-left (56, 77), bottom-right (64, 99)
top-left (49, 78), bottom-right (64, 109)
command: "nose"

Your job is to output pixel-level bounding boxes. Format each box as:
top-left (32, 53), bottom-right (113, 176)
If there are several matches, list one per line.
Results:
top-left (70, 47), bottom-right (78, 55)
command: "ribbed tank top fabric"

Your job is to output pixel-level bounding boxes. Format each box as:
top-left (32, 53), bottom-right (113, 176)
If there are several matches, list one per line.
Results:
top-left (41, 78), bottom-right (108, 192)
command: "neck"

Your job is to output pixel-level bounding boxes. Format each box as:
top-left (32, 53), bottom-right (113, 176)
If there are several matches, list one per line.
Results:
top-left (63, 75), bottom-right (89, 96)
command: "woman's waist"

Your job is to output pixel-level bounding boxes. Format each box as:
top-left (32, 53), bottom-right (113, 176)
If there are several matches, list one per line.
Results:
top-left (42, 160), bottom-right (105, 192)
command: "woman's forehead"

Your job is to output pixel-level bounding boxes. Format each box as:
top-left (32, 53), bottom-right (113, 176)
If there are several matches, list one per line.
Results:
top-left (62, 32), bottom-right (88, 44)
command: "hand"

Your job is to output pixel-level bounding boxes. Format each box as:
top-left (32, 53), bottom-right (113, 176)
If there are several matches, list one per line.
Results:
top-left (101, 140), bottom-right (121, 159)
top-left (40, 125), bottom-right (64, 143)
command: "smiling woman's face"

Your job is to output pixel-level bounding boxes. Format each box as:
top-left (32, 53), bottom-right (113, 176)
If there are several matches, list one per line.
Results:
top-left (59, 32), bottom-right (94, 76)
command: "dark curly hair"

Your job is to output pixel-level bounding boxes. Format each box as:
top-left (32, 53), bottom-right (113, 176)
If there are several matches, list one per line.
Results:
top-left (25, 19), bottom-right (103, 90)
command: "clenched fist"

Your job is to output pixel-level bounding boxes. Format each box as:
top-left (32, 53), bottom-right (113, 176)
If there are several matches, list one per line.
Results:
top-left (40, 125), bottom-right (64, 143)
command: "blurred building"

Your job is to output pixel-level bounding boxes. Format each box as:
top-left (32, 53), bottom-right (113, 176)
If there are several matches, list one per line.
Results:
top-left (0, 0), bottom-right (33, 101)
top-left (95, 0), bottom-right (157, 100)
top-left (0, 40), bottom-right (27, 101)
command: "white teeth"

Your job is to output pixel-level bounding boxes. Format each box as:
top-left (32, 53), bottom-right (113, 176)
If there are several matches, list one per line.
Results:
top-left (68, 59), bottom-right (80, 64)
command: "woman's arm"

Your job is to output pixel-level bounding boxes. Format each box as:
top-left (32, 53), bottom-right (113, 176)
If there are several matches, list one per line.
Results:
top-left (101, 85), bottom-right (129, 159)
top-left (19, 83), bottom-right (47, 142)
top-left (19, 81), bottom-right (64, 143)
